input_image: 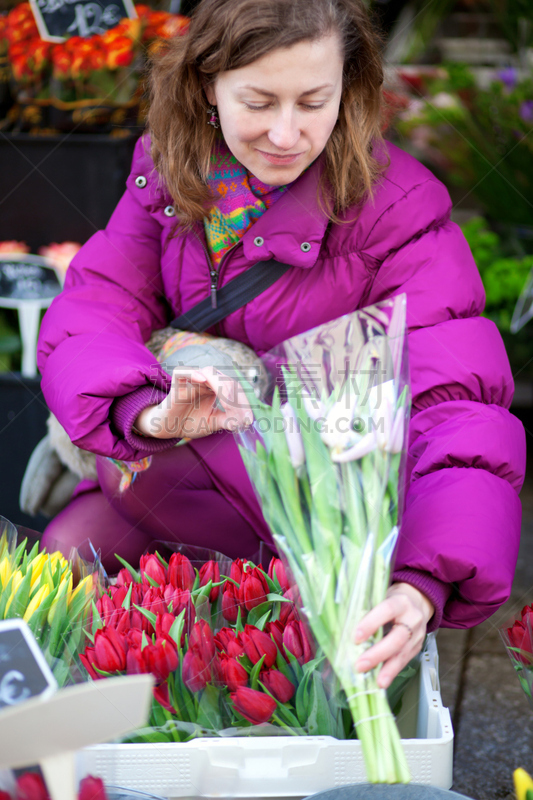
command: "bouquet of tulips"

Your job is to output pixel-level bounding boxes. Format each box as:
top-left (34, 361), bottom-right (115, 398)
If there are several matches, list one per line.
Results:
top-left (500, 604), bottom-right (533, 708)
top-left (79, 546), bottom-right (359, 742)
top-left (235, 297), bottom-right (411, 783)
top-left (0, 517), bottom-right (99, 685)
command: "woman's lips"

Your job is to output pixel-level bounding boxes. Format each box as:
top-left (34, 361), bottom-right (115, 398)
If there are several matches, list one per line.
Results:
top-left (257, 150), bottom-right (303, 165)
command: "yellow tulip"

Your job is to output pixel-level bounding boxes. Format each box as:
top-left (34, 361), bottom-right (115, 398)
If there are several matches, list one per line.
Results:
top-left (23, 584), bottom-right (50, 622)
top-left (4, 570), bottom-right (23, 616)
top-left (29, 552), bottom-right (48, 589)
top-left (0, 557), bottom-right (11, 590)
top-left (49, 552), bottom-right (69, 579)
top-left (514, 769), bottom-right (533, 800)
top-left (68, 574), bottom-right (93, 606)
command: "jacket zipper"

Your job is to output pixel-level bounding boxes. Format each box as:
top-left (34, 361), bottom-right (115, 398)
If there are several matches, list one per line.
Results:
top-left (192, 226), bottom-right (239, 310)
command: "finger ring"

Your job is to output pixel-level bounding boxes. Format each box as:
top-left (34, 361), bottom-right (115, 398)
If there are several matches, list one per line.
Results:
top-left (393, 621), bottom-right (413, 640)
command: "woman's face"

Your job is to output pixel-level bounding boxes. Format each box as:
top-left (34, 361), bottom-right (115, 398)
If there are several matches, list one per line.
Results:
top-left (205, 33), bottom-right (344, 186)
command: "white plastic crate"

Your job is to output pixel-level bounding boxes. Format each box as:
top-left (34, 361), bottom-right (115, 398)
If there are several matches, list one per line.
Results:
top-left (77, 634), bottom-right (453, 798)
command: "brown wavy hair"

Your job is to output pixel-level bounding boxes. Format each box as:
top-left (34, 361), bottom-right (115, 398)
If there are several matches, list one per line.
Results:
top-left (148, 0), bottom-right (386, 229)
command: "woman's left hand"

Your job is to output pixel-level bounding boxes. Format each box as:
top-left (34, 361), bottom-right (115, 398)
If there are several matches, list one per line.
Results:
top-left (354, 582), bottom-right (434, 689)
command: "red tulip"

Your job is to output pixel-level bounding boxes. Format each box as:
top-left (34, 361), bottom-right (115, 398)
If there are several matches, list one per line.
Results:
top-left (218, 654), bottom-right (248, 691)
top-left (140, 553), bottom-right (167, 586)
top-left (168, 553), bottom-right (195, 590)
top-left (279, 587), bottom-right (297, 625)
top-left (188, 620), bottom-right (215, 664)
top-left (16, 773), bottom-right (49, 800)
top-left (78, 776), bottom-right (108, 800)
top-left (80, 648), bottom-right (99, 680)
top-left (230, 558), bottom-right (246, 584)
top-left (221, 582), bottom-right (240, 623)
top-left (113, 609), bottom-right (131, 634)
top-left (264, 620), bottom-right (284, 654)
top-left (282, 621), bottom-right (313, 665)
top-left (199, 560), bottom-right (220, 601)
top-left (126, 646), bottom-right (147, 675)
top-left (144, 637), bottom-right (179, 682)
top-left (96, 593), bottom-right (115, 623)
top-left (182, 646), bottom-right (211, 692)
top-left (156, 611), bottom-right (176, 639)
top-left (241, 625), bottom-right (277, 668)
top-left (239, 568), bottom-right (268, 611)
top-left (268, 558), bottom-right (290, 592)
top-left (142, 586), bottom-right (167, 616)
top-left (261, 669), bottom-right (295, 703)
top-left (215, 627), bottom-right (244, 658)
top-left (110, 585), bottom-right (128, 608)
top-left (230, 686), bottom-right (277, 724)
top-left (93, 627), bottom-right (126, 672)
top-left (126, 628), bottom-right (143, 649)
top-left (153, 682), bottom-right (174, 712)
top-left (506, 618), bottom-right (533, 663)
top-left (116, 567), bottom-right (134, 586)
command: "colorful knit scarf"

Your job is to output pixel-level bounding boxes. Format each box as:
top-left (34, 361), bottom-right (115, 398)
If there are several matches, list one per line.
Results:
top-left (203, 139), bottom-right (289, 268)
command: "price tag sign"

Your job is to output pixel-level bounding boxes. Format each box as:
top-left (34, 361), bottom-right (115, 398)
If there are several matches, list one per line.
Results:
top-left (29, 0), bottom-right (137, 43)
top-left (0, 255), bottom-right (62, 305)
top-left (0, 619), bottom-right (57, 710)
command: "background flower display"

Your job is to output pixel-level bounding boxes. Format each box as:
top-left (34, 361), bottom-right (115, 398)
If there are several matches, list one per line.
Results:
top-left (393, 64), bottom-right (533, 229)
top-left (0, 2), bottom-right (188, 130)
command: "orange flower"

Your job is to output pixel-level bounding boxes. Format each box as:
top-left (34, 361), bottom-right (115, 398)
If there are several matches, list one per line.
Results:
top-left (39, 242), bottom-right (81, 275)
top-left (106, 35), bottom-right (134, 69)
top-left (27, 38), bottom-right (51, 72)
top-left (157, 15), bottom-right (189, 39)
top-left (51, 43), bottom-right (71, 79)
top-left (134, 5), bottom-right (152, 19)
top-left (0, 241), bottom-right (29, 254)
top-left (142, 10), bottom-right (170, 42)
top-left (5, 3), bottom-right (38, 44)
top-left (113, 18), bottom-right (142, 41)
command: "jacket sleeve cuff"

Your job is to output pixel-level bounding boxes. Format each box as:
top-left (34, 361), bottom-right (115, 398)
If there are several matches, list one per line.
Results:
top-left (391, 568), bottom-right (453, 632)
top-left (111, 386), bottom-right (180, 453)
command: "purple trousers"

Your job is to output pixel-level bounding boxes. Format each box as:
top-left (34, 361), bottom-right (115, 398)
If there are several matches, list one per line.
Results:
top-left (40, 441), bottom-right (273, 573)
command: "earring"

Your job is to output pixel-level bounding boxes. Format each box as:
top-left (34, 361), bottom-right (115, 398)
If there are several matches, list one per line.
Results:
top-left (207, 105), bottom-right (220, 129)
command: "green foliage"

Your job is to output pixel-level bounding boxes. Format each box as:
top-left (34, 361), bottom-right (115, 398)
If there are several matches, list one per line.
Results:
top-left (461, 216), bottom-right (533, 332)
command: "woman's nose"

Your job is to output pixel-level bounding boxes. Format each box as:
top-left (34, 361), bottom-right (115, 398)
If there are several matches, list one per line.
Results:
top-left (267, 109), bottom-right (300, 151)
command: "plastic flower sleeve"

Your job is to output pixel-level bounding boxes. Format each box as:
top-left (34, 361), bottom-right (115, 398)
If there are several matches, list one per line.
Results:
top-left (0, 517), bottom-right (102, 686)
top-left (234, 297), bottom-right (411, 782)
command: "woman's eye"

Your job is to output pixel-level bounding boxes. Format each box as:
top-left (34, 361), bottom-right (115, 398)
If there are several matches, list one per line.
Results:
top-left (244, 103), bottom-right (271, 110)
top-left (301, 104), bottom-right (325, 111)
top-left (244, 103), bottom-right (326, 111)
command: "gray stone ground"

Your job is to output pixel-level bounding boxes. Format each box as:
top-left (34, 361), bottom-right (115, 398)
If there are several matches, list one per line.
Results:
top-left (437, 409), bottom-right (533, 799)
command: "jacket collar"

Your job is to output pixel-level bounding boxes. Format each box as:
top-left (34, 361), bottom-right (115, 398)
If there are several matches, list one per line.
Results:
top-left (241, 154), bottom-right (330, 269)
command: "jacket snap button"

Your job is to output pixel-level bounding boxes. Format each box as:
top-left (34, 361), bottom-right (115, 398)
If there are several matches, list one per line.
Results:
top-left (135, 175), bottom-right (147, 188)
top-left (300, 242), bottom-right (311, 252)
top-left (253, 236), bottom-right (264, 247)
top-left (164, 205), bottom-right (176, 217)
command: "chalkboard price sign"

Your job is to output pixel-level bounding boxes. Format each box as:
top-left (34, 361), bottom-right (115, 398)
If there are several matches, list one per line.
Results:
top-left (29, 0), bottom-right (137, 43)
top-left (0, 619), bottom-right (57, 711)
top-left (0, 255), bottom-right (62, 304)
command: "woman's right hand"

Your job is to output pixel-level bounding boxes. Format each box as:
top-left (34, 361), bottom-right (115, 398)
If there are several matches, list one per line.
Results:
top-left (134, 365), bottom-right (254, 439)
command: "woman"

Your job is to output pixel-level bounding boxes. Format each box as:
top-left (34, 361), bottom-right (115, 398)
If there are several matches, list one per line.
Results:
top-left (37, 0), bottom-right (525, 688)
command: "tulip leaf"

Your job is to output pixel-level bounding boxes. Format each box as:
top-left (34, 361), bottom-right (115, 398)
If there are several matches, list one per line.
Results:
top-left (266, 593), bottom-right (292, 603)
top-left (122, 583), bottom-right (133, 611)
top-left (246, 602), bottom-right (271, 628)
top-left (141, 631), bottom-right (150, 650)
top-left (133, 604), bottom-right (157, 628)
top-left (194, 580), bottom-right (213, 600)
top-left (197, 684), bottom-right (222, 732)
top-left (143, 574), bottom-right (161, 589)
top-left (91, 600), bottom-right (104, 635)
top-left (155, 551), bottom-right (169, 570)
top-left (27, 541), bottom-right (40, 563)
top-left (48, 588), bottom-right (69, 659)
top-left (114, 554), bottom-right (141, 583)
top-left (295, 672), bottom-right (313, 728)
top-left (169, 608), bottom-right (186, 649)
top-left (10, 568), bottom-right (33, 619)
top-left (256, 568), bottom-right (277, 593)
top-left (173, 672), bottom-right (195, 722)
top-left (253, 610), bottom-right (272, 631)
top-left (259, 681), bottom-right (301, 729)
top-left (283, 646), bottom-right (304, 683)
top-left (13, 538), bottom-right (28, 567)
top-left (307, 671), bottom-right (336, 736)
top-left (250, 654), bottom-right (266, 690)
top-left (235, 607), bottom-right (245, 633)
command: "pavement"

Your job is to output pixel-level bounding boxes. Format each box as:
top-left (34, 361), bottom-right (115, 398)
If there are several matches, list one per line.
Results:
top-left (438, 407), bottom-right (533, 800)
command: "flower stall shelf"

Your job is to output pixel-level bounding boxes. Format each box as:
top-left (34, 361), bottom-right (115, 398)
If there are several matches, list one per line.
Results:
top-left (77, 635), bottom-right (453, 797)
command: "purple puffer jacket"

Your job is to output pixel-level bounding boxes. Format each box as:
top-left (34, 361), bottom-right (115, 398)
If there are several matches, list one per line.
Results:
top-left (37, 135), bottom-right (526, 630)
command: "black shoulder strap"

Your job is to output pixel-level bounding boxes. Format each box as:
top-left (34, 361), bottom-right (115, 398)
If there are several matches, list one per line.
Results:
top-left (170, 259), bottom-right (292, 333)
